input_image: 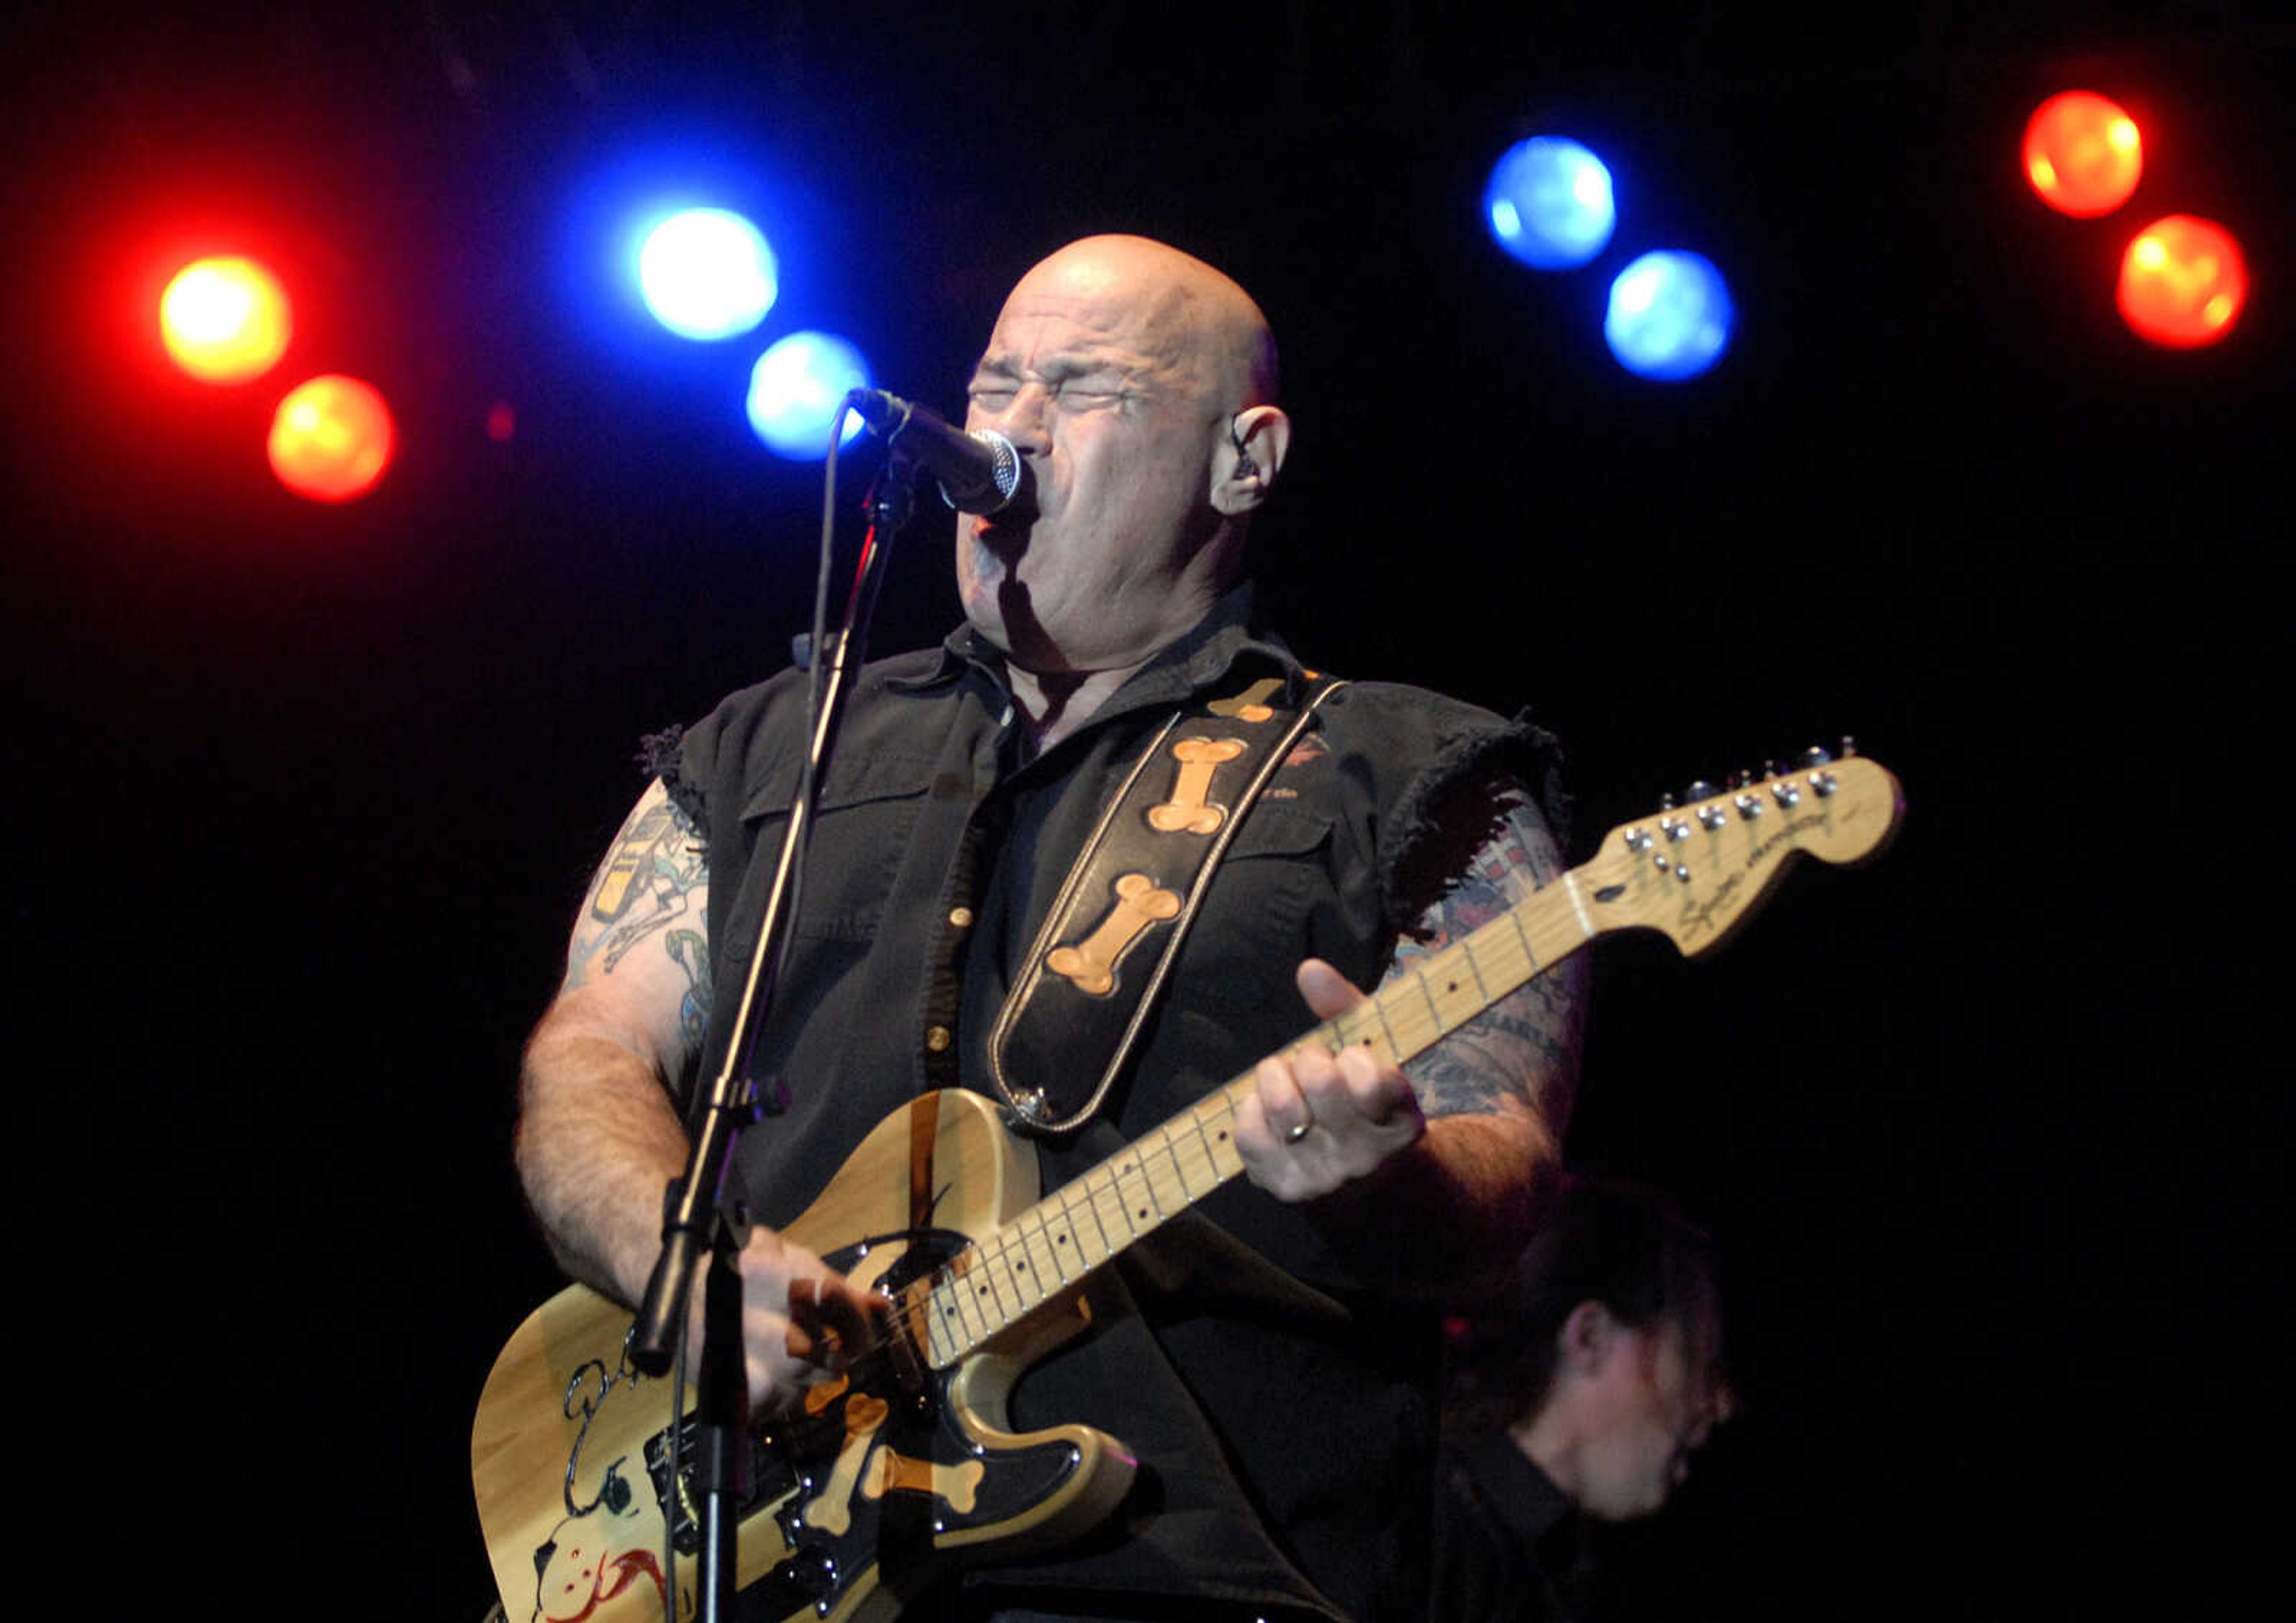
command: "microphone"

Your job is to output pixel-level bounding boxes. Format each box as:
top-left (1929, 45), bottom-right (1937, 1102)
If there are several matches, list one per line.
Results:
top-left (847, 388), bottom-right (1027, 514)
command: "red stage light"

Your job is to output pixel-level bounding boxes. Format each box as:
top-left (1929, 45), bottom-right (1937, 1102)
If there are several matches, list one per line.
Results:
top-left (160, 256), bottom-right (293, 383)
top-left (268, 375), bottom-right (396, 502)
top-left (2117, 215), bottom-right (2249, 348)
top-left (2023, 91), bottom-right (2143, 218)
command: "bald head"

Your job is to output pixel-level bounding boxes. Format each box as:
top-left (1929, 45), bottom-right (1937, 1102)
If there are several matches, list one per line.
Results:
top-left (1005, 235), bottom-right (1280, 411)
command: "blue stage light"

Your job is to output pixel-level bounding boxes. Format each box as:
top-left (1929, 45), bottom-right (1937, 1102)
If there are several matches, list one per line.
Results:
top-left (637, 208), bottom-right (778, 340)
top-left (747, 331), bottom-right (871, 459)
top-left (1484, 136), bottom-right (1617, 270)
top-left (1603, 251), bottom-right (1734, 380)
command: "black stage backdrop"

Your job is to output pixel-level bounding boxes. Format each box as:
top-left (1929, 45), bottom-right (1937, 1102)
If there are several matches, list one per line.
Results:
top-left (8, 6), bottom-right (2286, 1618)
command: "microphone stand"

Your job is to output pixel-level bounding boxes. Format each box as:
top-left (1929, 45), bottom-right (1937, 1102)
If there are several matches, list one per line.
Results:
top-left (628, 444), bottom-right (917, 1623)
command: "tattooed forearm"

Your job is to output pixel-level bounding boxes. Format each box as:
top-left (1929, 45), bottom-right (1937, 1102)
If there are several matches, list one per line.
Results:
top-left (1387, 782), bottom-right (1586, 1121)
top-left (1405, 967), bottom-right (1586, 1116)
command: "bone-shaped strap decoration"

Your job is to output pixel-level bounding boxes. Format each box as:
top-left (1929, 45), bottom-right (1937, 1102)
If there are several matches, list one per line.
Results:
top-left (1204, 676), bottom-right (1284, 722)
top-left (862, 1448), bottom-right (988, 1513)
top-left (1046, 872), bottom-right (1182, 995)
top-left (1147, 737), bottom-right (1249, 834)
top-left (798, 1390), bottom-right (890, 1537)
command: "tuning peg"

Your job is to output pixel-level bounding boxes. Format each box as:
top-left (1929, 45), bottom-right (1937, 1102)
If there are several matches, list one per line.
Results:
top-left (1840, 734), bottom-right (1859, 758)
top-left (1802, 744), bottom-right (1833, 767)
top-left (1684, 779), bottom-right (1716, 804)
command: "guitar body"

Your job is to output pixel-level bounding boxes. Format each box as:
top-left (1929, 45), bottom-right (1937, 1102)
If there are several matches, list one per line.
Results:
top-left (477, 754), bottom-right (1905, 1622)
top-left (472, 1090), bottom-right (1137, 1623)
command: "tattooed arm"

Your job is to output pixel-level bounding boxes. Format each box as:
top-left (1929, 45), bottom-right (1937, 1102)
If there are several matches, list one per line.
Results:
top-left (514, 777), bottom-right (881, 1413)
top-left (1232, 784), bottom-right (1586, 1298)
top-left (515, 777), bottom-right (716, 1308)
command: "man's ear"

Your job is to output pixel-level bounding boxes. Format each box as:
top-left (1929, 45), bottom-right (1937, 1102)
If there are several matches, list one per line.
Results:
top-left (1558, 1299), bottom-right (1619, 1378)
top-left (1212, 405), bottom-right (1292, 515)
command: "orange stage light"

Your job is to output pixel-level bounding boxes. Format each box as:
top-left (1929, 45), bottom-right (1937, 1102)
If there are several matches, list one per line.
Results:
top-left (268, 375), bottom-right (396, 502)
top-left (2023, 91), bottom-right (2144, 219)
top-left (2117, 215), bottom-right (2249, 348)
top-left (160, 256), bottom-right (292, 383)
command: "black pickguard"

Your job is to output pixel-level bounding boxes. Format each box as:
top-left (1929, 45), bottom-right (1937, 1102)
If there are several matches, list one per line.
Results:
top-left (640, 1226), bottom-right (1097, 1620)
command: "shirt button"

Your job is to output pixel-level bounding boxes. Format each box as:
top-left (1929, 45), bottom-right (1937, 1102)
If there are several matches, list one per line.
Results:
top-left (924, 1025), bottom-right (952, 1053)
top-left (948, 905), bottom-right (974, 929)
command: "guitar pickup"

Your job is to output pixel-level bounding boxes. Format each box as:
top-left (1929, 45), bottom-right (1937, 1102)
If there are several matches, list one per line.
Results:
top-left (643, 1418), bottom-right (799, 1555)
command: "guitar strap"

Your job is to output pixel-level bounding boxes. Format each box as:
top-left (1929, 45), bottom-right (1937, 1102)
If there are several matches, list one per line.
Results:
top-left (986, 672), bottom-right (1348, 1136)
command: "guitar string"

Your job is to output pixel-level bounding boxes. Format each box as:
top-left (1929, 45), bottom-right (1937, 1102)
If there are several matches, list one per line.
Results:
top-left (672, 779), bottom-right (1879, 1534)
top-left (706, 782), bottom-right (1869, 1472)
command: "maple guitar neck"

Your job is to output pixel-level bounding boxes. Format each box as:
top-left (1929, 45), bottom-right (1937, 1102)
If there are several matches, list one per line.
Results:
top-left (905, 753), bottom-right (1903, 1370)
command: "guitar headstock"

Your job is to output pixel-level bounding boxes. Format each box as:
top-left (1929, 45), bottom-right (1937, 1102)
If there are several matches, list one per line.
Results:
top-left (1578, 751), bottom-right (1903, 957)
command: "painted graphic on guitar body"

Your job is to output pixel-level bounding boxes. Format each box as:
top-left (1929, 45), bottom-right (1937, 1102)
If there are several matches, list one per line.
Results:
top-left (515, 1332), bottom-right (671, 1622)
top-left (531, 1521), bottom-right (665, 1623)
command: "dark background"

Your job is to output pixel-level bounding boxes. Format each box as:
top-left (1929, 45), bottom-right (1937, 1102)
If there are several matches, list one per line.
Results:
top-left (8, 4), bottom-right (2286, 1617)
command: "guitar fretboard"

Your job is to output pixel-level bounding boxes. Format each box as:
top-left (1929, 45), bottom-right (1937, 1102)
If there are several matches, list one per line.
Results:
top-left (901, 870), bottom-right (1599, 1367)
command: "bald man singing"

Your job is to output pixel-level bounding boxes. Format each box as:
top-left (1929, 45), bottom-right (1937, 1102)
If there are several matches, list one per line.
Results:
top-left (514, 236), bottom-right (1586, 1622)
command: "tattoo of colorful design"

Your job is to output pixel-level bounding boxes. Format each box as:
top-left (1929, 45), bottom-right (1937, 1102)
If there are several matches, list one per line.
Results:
top-left (567, 792), bottom-right (708, 991)
top-left (1388, 788), bottom-right (1586, 1119)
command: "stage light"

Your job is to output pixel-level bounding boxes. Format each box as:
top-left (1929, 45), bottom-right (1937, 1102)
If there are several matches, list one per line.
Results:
top-left (637, 208), bottom-right (777, 340)
top-left (268, 375), bottom-right (396, 502)
top-left (1484, 136), bottom-right (1617, 270)
top-left (2023, 91), bottom-right (2143, 218)
top-left (1604, 251), bottom-right (1733, 381)
top-left (160, 256), bottom-right (292, 383)
top-left (747, 332), bottom-right (871, 460)
top-left (2117, 215), bottom-right (2248, 348)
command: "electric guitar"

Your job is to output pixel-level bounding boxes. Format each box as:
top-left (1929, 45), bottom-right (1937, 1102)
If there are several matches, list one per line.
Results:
top-left (472, 753), bottom-right (1903, 1623)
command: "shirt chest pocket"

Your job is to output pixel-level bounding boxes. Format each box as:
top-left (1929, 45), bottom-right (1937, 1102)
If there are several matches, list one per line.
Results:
top-left (1169, 801), bottom-right (1337, 1015)
top-left (732, 754), bottom-right (940, 945)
